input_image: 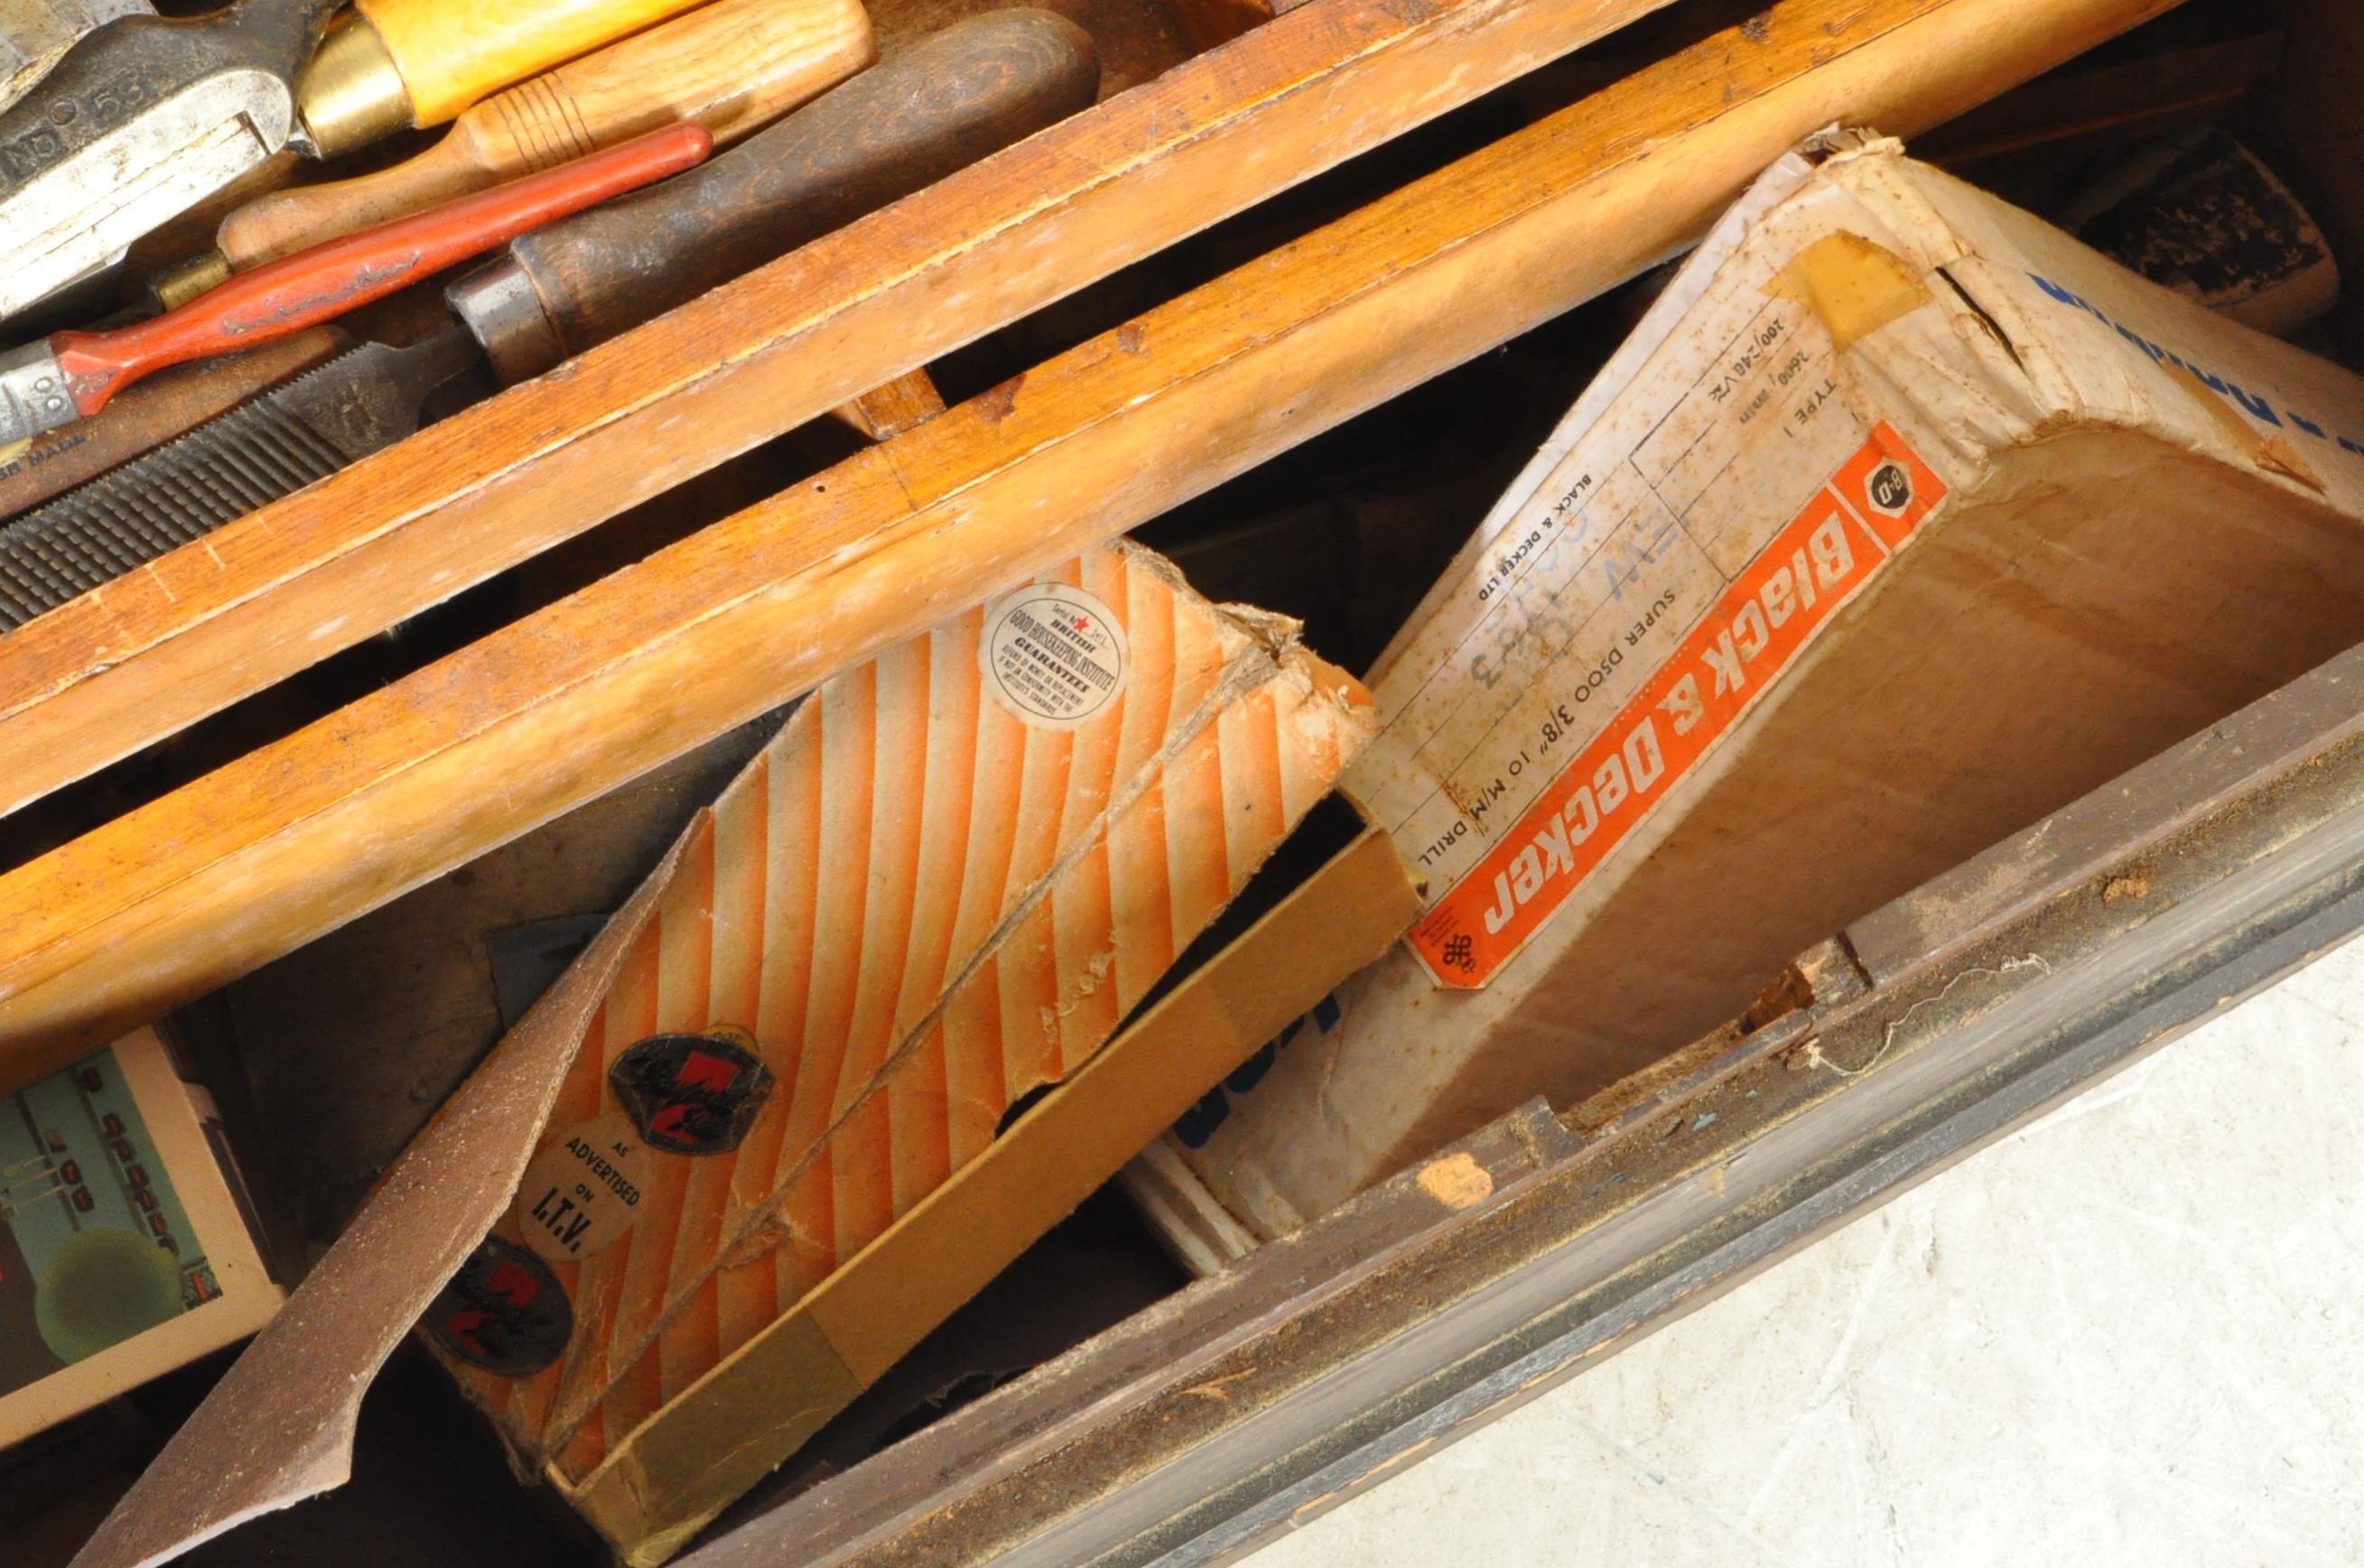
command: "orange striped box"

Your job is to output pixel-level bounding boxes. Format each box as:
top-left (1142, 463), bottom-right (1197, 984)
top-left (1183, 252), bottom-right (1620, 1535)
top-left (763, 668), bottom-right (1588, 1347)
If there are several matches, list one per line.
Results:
top-left (424, 539), bottom-right (1373, 1544)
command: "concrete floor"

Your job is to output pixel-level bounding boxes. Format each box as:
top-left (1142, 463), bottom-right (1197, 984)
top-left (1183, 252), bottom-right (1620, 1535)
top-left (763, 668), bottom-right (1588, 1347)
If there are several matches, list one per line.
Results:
top-left (1245, 936), bottom-right (2364, 1567)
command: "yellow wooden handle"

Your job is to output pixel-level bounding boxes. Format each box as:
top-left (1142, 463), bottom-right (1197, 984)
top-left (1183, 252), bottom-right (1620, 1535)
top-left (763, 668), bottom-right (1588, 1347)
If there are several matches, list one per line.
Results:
top-left (226, 0), bottom-right (872, 268)
top-left (355, 0), bottom-right (714, 127)
top-left (494, 0), bottom-right (873, 166)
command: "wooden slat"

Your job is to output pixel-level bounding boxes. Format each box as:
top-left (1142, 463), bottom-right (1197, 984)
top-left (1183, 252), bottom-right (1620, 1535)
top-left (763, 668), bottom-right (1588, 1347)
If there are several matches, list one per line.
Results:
top-left (835, 368), bottom-right (949, 441)
top-left (0, 0), bottom-right (1681, 820)
top-left (0, 0), bottom-right (2183, 1078)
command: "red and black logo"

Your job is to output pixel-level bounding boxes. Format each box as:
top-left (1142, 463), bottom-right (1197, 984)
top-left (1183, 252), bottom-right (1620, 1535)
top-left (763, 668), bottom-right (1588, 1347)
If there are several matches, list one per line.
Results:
top-left (609, 1030), bottom-right (775, 1156)
top-left (427, 1238), bottom-right (572, 1378)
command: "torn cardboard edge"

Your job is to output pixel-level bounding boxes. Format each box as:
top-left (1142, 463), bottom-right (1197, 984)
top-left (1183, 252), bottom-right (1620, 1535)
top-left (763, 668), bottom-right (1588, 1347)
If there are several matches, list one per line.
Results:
top-left (66, 837), bottom-right (689, 1568)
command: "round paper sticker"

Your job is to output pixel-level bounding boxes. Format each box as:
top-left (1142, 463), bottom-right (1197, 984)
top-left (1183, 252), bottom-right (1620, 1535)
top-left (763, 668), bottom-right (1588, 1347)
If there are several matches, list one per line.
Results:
top-left (981, 582), bottom-right (1128, 729)
top-left (512, 1114), bottom-right (648, 1264)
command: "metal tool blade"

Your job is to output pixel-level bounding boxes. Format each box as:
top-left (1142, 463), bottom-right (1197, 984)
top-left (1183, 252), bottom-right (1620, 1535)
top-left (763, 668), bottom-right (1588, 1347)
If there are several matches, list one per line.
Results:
top-left (0, 340), bottom-right (77, 456)
top-left (0, 332), bottom-right (478, 630)
top-left (0, 0), bottom-right (343, 320)
top-left (0, 0), bottom-right (154, 115)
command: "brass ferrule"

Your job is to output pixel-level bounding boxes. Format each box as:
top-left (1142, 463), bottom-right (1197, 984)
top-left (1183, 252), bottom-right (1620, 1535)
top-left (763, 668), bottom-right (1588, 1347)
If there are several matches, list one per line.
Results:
top-left (296, 14), bottom-right (414, 161)
top-left (150, 250), bottom-right (235, 313)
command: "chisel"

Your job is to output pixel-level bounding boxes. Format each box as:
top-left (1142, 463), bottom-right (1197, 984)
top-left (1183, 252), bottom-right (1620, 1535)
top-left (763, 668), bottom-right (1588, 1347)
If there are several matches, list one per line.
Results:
top-left (0, 0), bottom-right (153, 116)
top-left (0, 124), bottom-right (712, 459)
top-left (0, 10), bottom-right (1098, 634)
top-left (155, 0), bottom-right (877, 304)
top-left (449, 7), bottom-right (1101, 382)
top-left (0, 0), bottom-right (721, 322)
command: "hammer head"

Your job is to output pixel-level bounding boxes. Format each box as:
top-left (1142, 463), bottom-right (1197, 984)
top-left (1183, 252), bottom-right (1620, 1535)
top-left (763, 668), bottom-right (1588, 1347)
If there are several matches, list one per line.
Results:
top-left (0, 3), bottom-right (338, 322)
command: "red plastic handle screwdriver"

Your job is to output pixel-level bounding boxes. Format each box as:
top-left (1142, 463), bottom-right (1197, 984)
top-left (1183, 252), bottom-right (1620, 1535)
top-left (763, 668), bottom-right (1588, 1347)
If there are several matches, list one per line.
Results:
top-left (47, 123), bottom-right (713, 419)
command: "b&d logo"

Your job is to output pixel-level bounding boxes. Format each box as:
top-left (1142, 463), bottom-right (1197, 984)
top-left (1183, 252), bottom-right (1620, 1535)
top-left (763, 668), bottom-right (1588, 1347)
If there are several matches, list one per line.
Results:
top-left (609, 1029), bottom-right (776, 1156)
top-left (1866, 460), bottom-right (1913, 516)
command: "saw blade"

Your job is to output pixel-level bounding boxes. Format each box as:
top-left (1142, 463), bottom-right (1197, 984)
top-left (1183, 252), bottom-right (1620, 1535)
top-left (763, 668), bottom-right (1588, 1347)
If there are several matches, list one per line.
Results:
top-left (0, 334), bottom-right (477, 631)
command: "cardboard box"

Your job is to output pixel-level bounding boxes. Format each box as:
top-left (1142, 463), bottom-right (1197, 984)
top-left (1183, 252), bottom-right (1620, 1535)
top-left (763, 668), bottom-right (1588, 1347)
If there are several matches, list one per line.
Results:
top-left (0, 1028), bottom-right (281, 1449)
top-left (568, 830), bottom-right (1419, 1560)
top-left (423, 539), bottom-right (1384, 1560)
top-left (1168, 135), bottom-right (2364, 1236)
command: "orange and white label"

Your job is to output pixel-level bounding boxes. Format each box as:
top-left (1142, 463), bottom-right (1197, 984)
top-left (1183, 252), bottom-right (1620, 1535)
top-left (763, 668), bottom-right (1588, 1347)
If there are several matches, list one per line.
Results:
top-left (1408, 425), bottom-right (1945, 988)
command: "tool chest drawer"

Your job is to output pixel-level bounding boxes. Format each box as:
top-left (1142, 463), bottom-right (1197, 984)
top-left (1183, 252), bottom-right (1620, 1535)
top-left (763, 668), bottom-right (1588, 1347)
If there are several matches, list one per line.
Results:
top-left (4, 0), bottom-right (2362, 1563)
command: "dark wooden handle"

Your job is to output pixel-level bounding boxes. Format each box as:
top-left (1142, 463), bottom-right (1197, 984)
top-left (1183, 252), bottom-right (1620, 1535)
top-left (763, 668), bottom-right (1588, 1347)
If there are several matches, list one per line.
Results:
top-left (53, 124), bottom-right (714, 416)
top-left (508, 8), bottom-right (1100, 359)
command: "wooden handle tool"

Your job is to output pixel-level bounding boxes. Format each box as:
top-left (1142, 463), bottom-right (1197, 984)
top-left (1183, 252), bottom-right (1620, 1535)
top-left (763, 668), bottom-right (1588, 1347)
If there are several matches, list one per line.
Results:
top-left (299, 0), bottom-right (720, 158)
top-left (449, 8), bottom-right (1100, 382)
top-left (218, 0), bottom-right (874, 274)
top-left (0, 125), bottom-right (711, 455)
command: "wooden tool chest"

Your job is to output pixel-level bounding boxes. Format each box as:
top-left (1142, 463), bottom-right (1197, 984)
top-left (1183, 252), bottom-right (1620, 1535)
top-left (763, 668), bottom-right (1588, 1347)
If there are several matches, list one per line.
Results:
top-left (5, 0), bottom-right (2362, 1562)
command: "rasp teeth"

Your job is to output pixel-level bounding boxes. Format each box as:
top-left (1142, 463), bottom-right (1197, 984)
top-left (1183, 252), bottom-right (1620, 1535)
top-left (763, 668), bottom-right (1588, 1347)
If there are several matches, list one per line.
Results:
top-left (0, 397), bottom-right (344, 632)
